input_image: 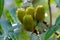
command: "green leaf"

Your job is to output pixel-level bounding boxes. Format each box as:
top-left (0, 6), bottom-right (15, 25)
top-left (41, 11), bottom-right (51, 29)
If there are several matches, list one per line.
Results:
top-left (15, 0), bottom-right (23, 7)
top-left (0, 37), bottom-right (4, 40)
top-left (36, 22), bottom-right (47, 32)
top-left (0, 25), bottom-right (3, 35)
top-left (44, 25), bottom-right (60, 40)
top-left (55, 0), bottom-right (60, 7)
top-left (32, 0), bottom-right (46, 7)
top-left (55, 16), bottom-right (60, 25)
top-left (0, 20), bottom-right (17, 40)
top-left (6, 10), bottom-right (14, 23)
top-left (40, 33), bottom-right (46, 40)
top-left (58, 36), bottom-right (60, 40)
top-left (17, 31), bottom-right (30, 40)
top-left (50, 0), bottom-right (55, 4)
top-left (0, 20), bottom-right (13, 32)
top-left (0, 0), bottom-right (4, 18)
top-left (9, 8), bottom-right (19, 23)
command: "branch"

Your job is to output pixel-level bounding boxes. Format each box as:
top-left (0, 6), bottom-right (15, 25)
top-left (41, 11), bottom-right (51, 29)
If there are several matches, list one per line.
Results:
top-left (48, 0), bottom-right (52, 27)
top-left (37, 31), bottom-right (41, 40)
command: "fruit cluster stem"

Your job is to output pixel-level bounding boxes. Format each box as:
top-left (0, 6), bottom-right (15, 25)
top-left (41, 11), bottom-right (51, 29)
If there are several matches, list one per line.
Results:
top-left (37, 31), bottom-right (41, 40)
top-left (48, 0), bottom-right (52, 27)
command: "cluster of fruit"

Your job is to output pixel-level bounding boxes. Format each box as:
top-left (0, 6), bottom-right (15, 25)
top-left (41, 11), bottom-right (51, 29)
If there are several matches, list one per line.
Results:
top-left (16, 5), bottom-right (45, 32)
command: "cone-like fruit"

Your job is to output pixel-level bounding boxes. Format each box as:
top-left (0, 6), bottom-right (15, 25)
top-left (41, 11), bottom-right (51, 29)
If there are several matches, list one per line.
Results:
top-left (23, 15), bottom-right (34, 31)
top-left (36, 5), bottom-right (45, 23)
top-left (26, 7), bottom-right (35, 19)
top-left (17, 8), bottom-right (26, 23)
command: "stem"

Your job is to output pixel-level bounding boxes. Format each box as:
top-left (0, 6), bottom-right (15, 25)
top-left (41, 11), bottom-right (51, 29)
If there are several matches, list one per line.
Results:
top-left (48, 0), bottom-right (52, 27)
top-left (37, 31), bottom-right (41, 40)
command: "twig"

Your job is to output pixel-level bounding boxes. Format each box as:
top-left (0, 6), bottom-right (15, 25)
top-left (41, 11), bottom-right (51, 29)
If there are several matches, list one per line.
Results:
top-left (43, 21), bottom-right (49, 27)
top-left (37, 31), bottom-right (41, 40)
top-left (48, 0), bottom-right (52, 27)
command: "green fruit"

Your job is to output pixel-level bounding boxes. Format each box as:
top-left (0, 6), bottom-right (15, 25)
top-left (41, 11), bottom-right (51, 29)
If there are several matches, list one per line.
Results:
top-left (23, 15), bottom-right (34, 31)
top-left (17, 8), bottom-right (26, 23)
top-left (36, 5), bottom-right (45, 23)
top-left (26, 7), bottom-right (35, 19)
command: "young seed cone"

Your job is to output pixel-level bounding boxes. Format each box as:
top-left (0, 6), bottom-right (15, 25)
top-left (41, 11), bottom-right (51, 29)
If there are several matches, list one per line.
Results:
top-left (26, 7), bottom-right (35, 19)
top-left (16, 8), bottom-right (26, 23)
top-left (23, 15), bottom-right (34, 32)
top-left (36, 5), bottom-right (45, 23)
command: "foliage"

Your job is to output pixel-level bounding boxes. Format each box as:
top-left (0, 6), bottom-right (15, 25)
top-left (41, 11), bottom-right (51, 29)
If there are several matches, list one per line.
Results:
top-left (15, 0), bottom-right (23, 7)
top-left (0, 0), bottom-right (60, 40)
top-left (0, 0), bottom-right (4, 18)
